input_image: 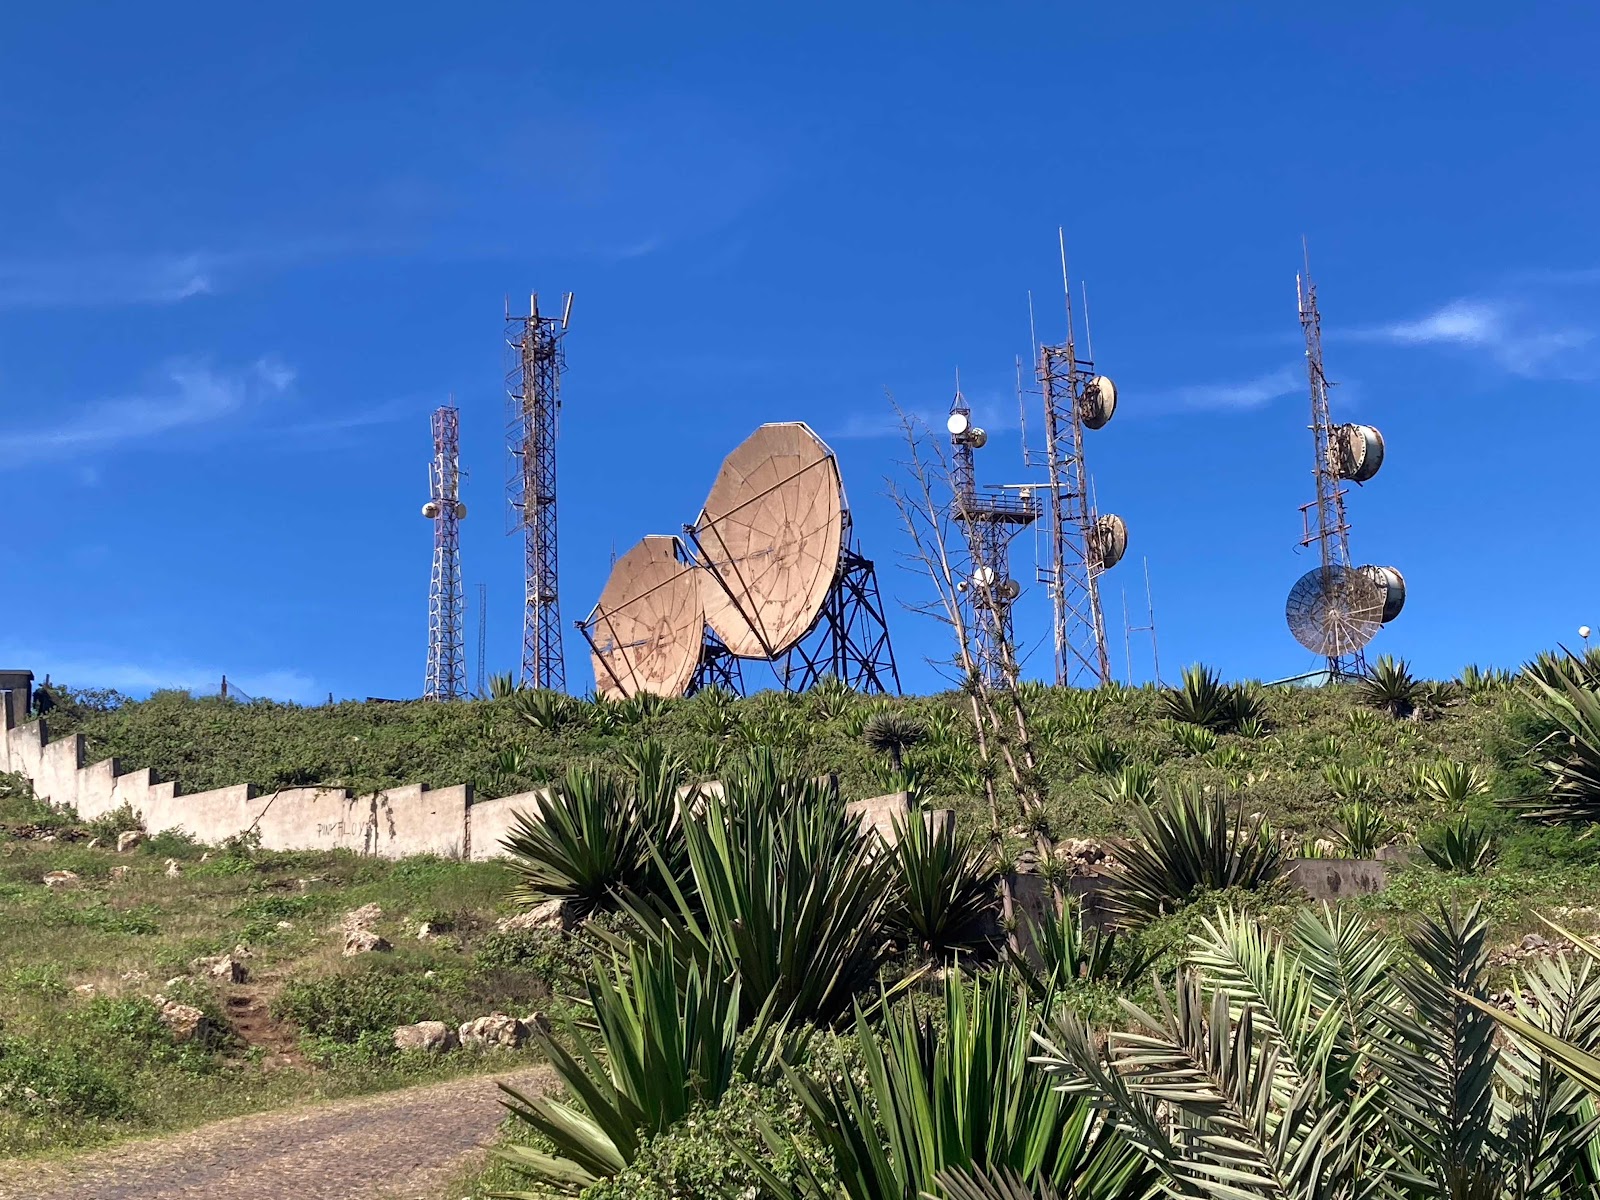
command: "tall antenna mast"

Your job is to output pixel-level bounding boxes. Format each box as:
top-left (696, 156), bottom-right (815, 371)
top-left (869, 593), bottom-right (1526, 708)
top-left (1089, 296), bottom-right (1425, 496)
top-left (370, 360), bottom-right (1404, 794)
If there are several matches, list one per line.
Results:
top-left (424, 403), bottom-right (467, 700)
top-left (506, 290), bottom-right (572, 691)
top-left (1122, 556), bottom-right (1162, 686)
top-left (1286, 246), bottom-right (1404, 680)
top-left (1034, 228), bottom-right (1124, 687)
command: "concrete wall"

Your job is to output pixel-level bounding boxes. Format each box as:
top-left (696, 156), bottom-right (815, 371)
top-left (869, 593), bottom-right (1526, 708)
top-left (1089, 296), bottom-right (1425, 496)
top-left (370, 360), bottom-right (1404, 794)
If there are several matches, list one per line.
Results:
top-left (0, 699), bottom-right (908, 863)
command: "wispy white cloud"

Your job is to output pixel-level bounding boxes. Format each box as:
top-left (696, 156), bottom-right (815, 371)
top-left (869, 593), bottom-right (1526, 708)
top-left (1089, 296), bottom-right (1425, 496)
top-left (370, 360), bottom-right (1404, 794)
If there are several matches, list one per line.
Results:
top-left (1153, 366), bottom-right (1302, 413)
top-left (1360, 297), bottom-right (1595, 379)
top-left (0, 357), bottom-right (295, 466)
top-left (0, 252), bottom-right (218, 309)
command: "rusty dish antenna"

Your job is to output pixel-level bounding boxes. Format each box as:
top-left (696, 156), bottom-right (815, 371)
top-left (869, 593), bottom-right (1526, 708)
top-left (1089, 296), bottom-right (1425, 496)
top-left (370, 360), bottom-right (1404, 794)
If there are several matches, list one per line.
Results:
top-left (690, 422), bottom-right (846, 659)
top-left (1285, 564), bottom-right (1386, 658)
top-left (581, 535), bottom-right (704, 700)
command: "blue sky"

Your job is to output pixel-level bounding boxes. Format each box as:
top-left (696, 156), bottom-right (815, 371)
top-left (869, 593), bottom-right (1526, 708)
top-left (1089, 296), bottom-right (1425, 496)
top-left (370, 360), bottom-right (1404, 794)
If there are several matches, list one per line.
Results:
top-left (2, 2), bottom-right (1597, 702)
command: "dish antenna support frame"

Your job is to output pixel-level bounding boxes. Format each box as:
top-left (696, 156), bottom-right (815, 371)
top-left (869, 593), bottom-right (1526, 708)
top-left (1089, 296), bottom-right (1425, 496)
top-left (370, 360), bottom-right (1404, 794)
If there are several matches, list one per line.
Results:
top-left (506, 291), bottom-right (571, 692)
top-left (424, 403), bottom-right (467, 700)
top-left (778, 529), bottom-right (900, 695)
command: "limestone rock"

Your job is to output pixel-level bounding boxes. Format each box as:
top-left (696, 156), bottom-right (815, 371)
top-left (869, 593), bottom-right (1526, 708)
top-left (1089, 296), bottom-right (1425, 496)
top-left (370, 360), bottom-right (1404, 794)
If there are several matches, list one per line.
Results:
top-left (393, 1020), bottom-right (459, 1054)
top-left (84, 837), bottom-right (102, 850)
top-left (42, 870), bottom-right (80, 889)
top-left (117, 831), bottom-right (145, 853)
top-left (154, 998), bottom-right (212, 1044)
top-left (73, 983), bottom-right (96, 997)
top-left (164, 859), bottom-right (182, 878)
top-left (520, 1011), bottom-right (552, 1038)
top-left (458, 1013), bottom-right (528, 1050)
top-left (495, 898), bottom-right (578, 934)
top-left (417, 921), bottom-right (445, 941)
top-left (193, 954), bottom-right (249, 984)
top-left (340, 903), bottom-right (384, 932)
top-left (109, 865), bottom-right (132, 882)
top-left (343, 929), bottom-right (392, 956)
top-left (120, 970), bottom-right (150, 985)
top-left (275, 920), bottom-right (294, 931)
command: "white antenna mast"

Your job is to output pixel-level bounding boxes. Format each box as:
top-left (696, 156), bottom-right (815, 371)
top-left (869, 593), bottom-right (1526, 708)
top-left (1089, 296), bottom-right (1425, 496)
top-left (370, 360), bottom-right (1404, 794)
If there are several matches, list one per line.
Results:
top-left (1081, 281), bottom-right (1095, 361)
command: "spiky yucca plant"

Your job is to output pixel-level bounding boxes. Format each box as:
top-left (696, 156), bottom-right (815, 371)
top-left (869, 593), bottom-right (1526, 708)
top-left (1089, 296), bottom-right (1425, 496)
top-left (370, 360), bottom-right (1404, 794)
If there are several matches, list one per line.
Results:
top-left (1159, 665), bottom-right (1264, 734)
top-left (1010, 899), bottom-right (1155, 998)
top-left (512, 687), bottom-right (573, 733)
top-left (883, 812), bottom-right (998, 960)
top-left (496, 937), bottom-right (785, 1194)
top-left (1098, 763), bottom-right (1158, 808)
top-left (748, 972), bottom-right (1153, 1200)
top-left (1416, 759), bottom-right (1490, 807)
top-left (1421, 813), bottom-right (1496, 873)
top-left (1071, 733), bottom-right (1125, 775)
top-left (863, 711), bottom-right (928, 772)
top-left (1330, 799), bottom-right (1393, 858)
top-left (1358, 655), bottom-right (1425, 718)
top-left (1101, 783), bottom-right (1283, 927)
top-left (1033, 903), bottom-right (1600, 1200)
top-left (1505, 667), bottom-right (1600, 825)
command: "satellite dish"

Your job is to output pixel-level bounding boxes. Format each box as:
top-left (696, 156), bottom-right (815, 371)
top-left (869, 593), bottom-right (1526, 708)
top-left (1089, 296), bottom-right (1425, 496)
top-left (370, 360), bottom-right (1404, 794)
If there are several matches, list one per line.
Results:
top-left (693, 422), bottom-right (846, 659)
top-left (421, 501), bottom-right (440, 519)
top-left (1285, 564), bottom-right (1386, 657)
top-left (454, 502), bottom-right (468, 520)
top-left (1089, 513), bottom-right (1128, 570)
top-left (1330, 424), bottom-right (1385, 482)
top-left (998, 578), bottom-right (1021, 601)
top-left (1359, 564), bottom-right (1406, 624)
top-left (947, 411), bottom-right (970, 436)
top-left (587, 535), bottom-right (704, 700)
top-left (967, 427), bottom-right (988, 449)
top-left (1081, 376), bottom-right (1118, 430)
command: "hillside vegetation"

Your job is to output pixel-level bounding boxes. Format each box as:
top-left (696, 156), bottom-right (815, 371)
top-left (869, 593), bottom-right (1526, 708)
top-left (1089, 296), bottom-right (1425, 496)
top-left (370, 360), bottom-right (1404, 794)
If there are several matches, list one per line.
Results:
top-left (45, 665), bottom-right (1540, 849)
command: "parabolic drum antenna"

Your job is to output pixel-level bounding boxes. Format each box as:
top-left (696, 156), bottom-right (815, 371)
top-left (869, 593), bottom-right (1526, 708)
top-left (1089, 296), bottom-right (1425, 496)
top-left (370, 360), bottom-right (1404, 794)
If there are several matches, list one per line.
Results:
top-left (580, 535), bottom-right (704, 700)
top-left (688, 422), bottom-right (898, 694)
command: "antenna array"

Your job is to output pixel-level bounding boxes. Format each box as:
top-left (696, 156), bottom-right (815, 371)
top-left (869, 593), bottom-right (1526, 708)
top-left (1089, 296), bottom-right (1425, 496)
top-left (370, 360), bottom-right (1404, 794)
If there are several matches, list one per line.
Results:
top-left (506, 292), bottom-right (571, 691)
top-left (423, 404), bottom-right (467, 700)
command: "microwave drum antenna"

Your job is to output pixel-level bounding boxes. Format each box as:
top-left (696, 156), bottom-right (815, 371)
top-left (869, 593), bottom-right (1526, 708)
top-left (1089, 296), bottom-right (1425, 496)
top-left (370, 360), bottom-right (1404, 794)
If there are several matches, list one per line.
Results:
top-left (1285, 563), bottom-right (1386, 658)
top-left (1080, 376), bottom-right (1118, 430)
top-left (1330, 423), bottom-right (1385, 483)
top-left (692, 422), bottom-right (846, 659)
top-left (1089, 513), bottom-right (1129, 570)
top-left (585, 535), bottom-right (704, 700)
top-left (1360, 564), bottom-right (1407, 624)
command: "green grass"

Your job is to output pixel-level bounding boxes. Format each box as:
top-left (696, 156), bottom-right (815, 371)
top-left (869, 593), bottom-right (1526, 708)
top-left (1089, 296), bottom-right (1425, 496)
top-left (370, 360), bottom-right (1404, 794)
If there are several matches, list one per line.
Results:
top-left (0, 774), bottom-right (573, 1159)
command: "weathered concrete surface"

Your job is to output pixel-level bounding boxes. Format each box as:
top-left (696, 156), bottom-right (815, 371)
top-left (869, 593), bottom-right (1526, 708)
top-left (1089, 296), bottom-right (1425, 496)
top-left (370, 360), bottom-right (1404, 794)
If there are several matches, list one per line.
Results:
top-left (468, 789), bottom-right (547, 861)
top-left (1285, 856), bottom-right (1390, 899)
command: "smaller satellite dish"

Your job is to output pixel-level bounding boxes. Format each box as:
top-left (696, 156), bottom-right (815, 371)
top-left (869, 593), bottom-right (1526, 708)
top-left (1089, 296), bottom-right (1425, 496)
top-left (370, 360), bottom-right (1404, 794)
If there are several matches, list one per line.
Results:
top-left (454, 502), bottom-right (468, 520)
top-left (1330, 424), bottom-right (1385, 482)
top-left (1582, 626), bottom-right (1593, 640)
top-left (998, 578), bottom-right (1021, 601)
top-left (968, 427), bottom-right (988, 449)
top-left (947, 412), bottom-right (971, 436)
top-left (1081, 376), bottom-right (1118, 430)
top-left (1359, 565), bottom-right (1406, 624)
top-left (1089, 514), bottom-right (1128, 570)
top-left (421, 501), bottom-right (440, 519)
top-left (974, 566), bottom-right (998, 588)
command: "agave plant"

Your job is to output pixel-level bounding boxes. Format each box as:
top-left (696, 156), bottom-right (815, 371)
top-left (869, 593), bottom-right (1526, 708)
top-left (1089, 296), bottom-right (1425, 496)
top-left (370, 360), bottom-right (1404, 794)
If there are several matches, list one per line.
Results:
top-left (1416, 759), bottom-right (1490, 807)
top-left (1357, 655), bottom-right (1425, 718)
top-left (1158, 665), bottom-right (1263, 734)
top-left (1071, 733), bottom-right (1125, 776)
top-left (1504, 669), bottom-right (1600, 825)
top-left (863, 711), bottom-right (928, 772)
top-left (497, 936), bottom-right (787, 1193)
top-left (618, 768), bottom-right (895, 1027)
top-left (487, 671), bottom-right (523, 698)
top-left (748, 972), bottom-right (1153, 1200)
top-left (1010, 898), bottom-right (1155, 997)
top-left (1033, 902), bottom-right (1600, 1200)
top-left (1523, 646), bottom-right (1600, 689)
top-left (1421, 813), bottom-right (1496, 873)
top-left (1098, 763), bottom-right (1159, 808)
top-left (1168, 722), bottom-right (1218, 756)
top-left (809, 674), bottom-right (857, 722)
top-left (1323, 762), bottom-right (1380, 802)
top-left (1101, 783), bottom-right (1283, 927)
top-left (511, 687), bottom-right (573, 733)
top-left (500, 762), bottom-right (683, 915)
top-left (1459, 663), bottom-right (1514, 694)
top-left (1330, 799), bottom-right (1393, 858)
top-left (883, 811), bottom-right (998, 959)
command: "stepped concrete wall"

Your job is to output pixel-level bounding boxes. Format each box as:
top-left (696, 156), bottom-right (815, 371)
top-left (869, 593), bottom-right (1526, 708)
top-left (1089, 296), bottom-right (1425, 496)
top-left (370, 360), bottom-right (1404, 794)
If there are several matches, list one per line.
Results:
top-left (0, 692), bottom-right (902, 861)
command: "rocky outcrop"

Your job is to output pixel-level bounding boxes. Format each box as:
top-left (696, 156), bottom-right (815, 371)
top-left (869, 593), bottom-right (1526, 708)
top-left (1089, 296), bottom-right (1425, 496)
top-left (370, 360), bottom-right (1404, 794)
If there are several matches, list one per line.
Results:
top-left (494, 898), bottom-right (578, 934)
top-left (393, 1021), bottom-right (460, 1054)
top-left (458, 1013), bottom-right (528, 1050)
top-left (343, 930), bottom-right (392, 956)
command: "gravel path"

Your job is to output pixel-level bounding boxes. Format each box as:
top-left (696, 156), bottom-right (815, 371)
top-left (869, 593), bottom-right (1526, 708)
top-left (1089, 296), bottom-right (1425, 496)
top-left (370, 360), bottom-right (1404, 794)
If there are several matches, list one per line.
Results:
top-left (0, 1067), bottom-right (554, 1200)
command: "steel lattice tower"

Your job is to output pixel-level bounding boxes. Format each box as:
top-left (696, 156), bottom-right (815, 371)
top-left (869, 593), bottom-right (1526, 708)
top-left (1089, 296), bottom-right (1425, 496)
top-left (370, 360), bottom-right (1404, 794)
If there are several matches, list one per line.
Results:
top-left (1036, 337), bottom-right (1112, 688)
top-left (949, 386), bottom-right (1038, 689)
top-left (424, 404), bottom-right (467, 700)
top-left (1296, 263), bottom-right (1363, 679)
top-left (506, 292), bottom-right (571, 691)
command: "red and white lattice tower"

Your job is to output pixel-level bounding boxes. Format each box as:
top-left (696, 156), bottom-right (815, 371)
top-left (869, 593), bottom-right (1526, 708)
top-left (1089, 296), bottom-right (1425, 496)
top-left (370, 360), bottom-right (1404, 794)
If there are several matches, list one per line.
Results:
top-left (424, 404), bottom-right (467, 700)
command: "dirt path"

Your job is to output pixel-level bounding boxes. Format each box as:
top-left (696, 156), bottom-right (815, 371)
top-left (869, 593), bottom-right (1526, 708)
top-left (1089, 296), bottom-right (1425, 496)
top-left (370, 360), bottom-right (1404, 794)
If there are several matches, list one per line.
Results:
top-left (0, 1067), bottom-right (554, 1200)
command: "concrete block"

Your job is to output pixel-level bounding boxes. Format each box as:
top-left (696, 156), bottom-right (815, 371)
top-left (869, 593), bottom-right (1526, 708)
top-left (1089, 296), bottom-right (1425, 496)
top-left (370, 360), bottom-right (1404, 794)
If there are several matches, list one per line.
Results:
top-left (145, 783), bottom-right (256, 844)
top-left (370, 784), bottom-right (468, 859)
top-left (252, 788), bottom-right (363, 852)
top-left (846, 791), bottom-right (911, 844)
top-left (468, 790), bottom-right (548, 861)
top-left (110, 768), bottom-right (155, 818)
top-left (75, 757), bottom-right (122, 821)
top-left (37, 734), bottom-right (85, 810)
top-left (1285, 857), bottom-right (1389, 900)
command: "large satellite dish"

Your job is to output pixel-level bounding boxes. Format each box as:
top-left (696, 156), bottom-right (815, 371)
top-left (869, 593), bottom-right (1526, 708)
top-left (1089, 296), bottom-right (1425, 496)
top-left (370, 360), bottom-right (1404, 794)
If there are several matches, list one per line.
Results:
top-left (586, 535), bottom-right (704, 700)
top-left (692, 422), bottom-right (845, 659)
top-left (1285, 564), bottom-right (1386, 657)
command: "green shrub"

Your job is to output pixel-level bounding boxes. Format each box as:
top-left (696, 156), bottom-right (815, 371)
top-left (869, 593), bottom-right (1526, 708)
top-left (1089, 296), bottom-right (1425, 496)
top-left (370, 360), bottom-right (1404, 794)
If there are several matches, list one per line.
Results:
top-left (274, 966), bottom-right (447, 1043)
top-left (0, 1036), bottom-right (136, 1120)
